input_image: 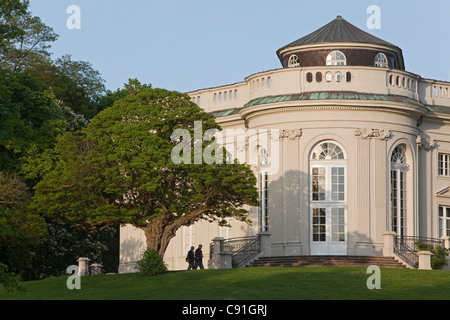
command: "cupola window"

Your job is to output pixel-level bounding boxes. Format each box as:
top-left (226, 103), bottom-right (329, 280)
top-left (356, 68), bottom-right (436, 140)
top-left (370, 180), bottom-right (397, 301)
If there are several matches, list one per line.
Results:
top-left (288, 54), bottom-right (300, 68)
top-left (374, 53), bottom-right (388, 68)
top-left (326, 51), bottom-right (346, 66)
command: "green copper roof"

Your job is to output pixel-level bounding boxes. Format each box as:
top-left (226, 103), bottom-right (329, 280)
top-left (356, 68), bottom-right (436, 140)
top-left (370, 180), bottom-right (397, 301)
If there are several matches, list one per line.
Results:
top-left (242, 91), bottom-right (422, 108)
top-left (211, 91), bottom-right (426, 118)
top-left (210, 108), bottom-right (236, 117)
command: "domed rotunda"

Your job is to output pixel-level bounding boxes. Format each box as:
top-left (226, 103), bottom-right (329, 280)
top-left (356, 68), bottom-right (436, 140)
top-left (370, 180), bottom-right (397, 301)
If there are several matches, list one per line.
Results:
top-left (119, 16), bottom-right (450, 272)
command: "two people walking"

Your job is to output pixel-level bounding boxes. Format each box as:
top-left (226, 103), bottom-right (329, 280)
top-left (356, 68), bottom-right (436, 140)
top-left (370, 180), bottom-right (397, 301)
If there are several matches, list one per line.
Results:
top-left (186, 244), bottom-right (204, 270)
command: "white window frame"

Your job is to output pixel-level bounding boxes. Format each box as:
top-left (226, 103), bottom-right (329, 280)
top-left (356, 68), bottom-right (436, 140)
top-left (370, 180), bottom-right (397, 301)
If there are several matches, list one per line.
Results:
top-left (326, 50), bottom-right (347, 66)
top-left (310, 141), bottom-right (347, 255)
top-left (183, 225), bottom-right (194, 254)
top-left (438, 153), bottom-right (450, 176)
top-left (288, 54), bottom-right (300, 68)
top-left (390, 146), bottom-right (408, 237)
top-left (439, 205), bottom-right (450, 238)
top-left (219, 218), bottom-right (232, 239)
top-left (258, 171), bottom-right (269, 232)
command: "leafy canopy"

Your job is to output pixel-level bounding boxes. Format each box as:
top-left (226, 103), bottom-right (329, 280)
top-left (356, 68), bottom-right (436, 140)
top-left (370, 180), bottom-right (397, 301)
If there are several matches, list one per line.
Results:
top-left (32, 88), bottom-right (258, 256)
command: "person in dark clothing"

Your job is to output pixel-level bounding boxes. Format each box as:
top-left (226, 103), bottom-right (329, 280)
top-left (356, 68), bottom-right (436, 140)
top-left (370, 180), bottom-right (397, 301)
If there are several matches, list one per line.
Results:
top-left (186, 246), bottom-right (195, 270)
top-left (194, 244), bottom-right (204, 269)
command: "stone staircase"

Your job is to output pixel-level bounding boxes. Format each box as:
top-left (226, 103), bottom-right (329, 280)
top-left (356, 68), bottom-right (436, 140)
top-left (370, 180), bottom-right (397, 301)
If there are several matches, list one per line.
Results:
top-left (247, 255), bottom-right (407, 269)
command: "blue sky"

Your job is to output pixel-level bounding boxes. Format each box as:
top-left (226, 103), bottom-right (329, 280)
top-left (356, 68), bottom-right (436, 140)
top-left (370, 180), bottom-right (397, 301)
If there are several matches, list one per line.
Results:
top-left (29, 0), bottom-right (450, 93)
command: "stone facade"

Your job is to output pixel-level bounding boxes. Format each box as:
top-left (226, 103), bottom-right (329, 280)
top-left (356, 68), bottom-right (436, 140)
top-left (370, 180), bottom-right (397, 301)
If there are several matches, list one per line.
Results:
top-left (119, 16), bottom-right (450, 272)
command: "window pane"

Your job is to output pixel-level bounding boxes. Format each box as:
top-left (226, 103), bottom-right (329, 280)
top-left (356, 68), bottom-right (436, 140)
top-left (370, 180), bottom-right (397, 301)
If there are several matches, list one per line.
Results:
top-left (312, 167), bottom-right (326, 201)
top-left (332, 167), bottom-right (345, 201)
top-left (326, 51), bottom-right (347, 66)
top-left (312, 208), bottom-right (326, 242)
top-left (374, 53), bottom-right (388, 67)
top-left (331, 208), bottom-right (345, 242)
top-left (438, 154), bottom-right (450, 176)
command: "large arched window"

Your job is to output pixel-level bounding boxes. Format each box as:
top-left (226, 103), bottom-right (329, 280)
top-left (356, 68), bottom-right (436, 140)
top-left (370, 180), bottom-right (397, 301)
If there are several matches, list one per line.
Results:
top-left (310, 141), bottom-right (347, 255)
top-left (374, 53), bottom-right (388, 68)
top-left (390, 145), bottom-right (408, 236)
top-left (326, 50), bottom-right (346, 66)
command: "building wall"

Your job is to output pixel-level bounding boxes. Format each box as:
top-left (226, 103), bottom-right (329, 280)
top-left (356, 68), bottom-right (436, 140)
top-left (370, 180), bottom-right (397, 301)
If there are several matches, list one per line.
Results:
top-left (119, 208), bottom-right (258, 272)
top-left (119, 63), bottom-right (450, 272)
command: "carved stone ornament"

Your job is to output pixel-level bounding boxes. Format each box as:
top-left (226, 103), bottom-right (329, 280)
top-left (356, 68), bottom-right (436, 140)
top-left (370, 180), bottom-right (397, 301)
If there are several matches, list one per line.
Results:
top-left (279, 129), bottom-right (302, 140)
top-left (416, 135), bottom-right (435, 150)
top-left (354, 128), bottom-right (391, 140)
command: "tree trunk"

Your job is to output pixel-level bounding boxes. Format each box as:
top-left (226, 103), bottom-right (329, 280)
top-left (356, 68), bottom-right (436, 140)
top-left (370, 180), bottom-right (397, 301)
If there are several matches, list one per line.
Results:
top-left (140, 215), bottom-right (168, 258)
top-left (139, 209), bottom-right (209, 259)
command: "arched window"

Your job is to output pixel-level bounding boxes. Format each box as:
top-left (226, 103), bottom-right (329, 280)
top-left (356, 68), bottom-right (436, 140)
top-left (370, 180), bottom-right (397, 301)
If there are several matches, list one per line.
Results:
top-left (258, 170), bottom-right (268, 232)
top-left (256, 145), bottom-right (269, 232)
top-left (288, 54), bottom-right (300, 68)
top-left (391, 145), bottom-right (406, 164)
top-left (374, 53), bottom-right (388, 68)
top-left (326, 51), bottom-right (346, 66)
top-left (310, 141), bottom-right (347, 255)
top-left (390, 145), bottom-right (408, 237)
top-left (311, 141), bottom-right (345, 160)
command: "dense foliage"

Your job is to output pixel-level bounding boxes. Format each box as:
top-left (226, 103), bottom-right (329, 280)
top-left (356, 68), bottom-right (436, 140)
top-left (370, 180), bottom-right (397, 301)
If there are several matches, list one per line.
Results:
top-left (0, 0), bottom-right (116, 282)
top-left (136, 248), bottom-right (168, 277)
top-left (32, 88), bottom-right (258, 258)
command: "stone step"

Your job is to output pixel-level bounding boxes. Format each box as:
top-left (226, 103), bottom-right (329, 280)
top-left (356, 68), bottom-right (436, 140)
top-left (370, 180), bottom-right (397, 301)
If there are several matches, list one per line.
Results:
top-left (247, 255), bottom-right (407, 269)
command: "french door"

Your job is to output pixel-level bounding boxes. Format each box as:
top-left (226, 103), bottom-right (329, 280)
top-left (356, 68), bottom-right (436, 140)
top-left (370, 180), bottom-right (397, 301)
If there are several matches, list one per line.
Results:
top-left (310, 142), bottom-right (347, 255)
top-left (311, 206), bottom-right (347, 255)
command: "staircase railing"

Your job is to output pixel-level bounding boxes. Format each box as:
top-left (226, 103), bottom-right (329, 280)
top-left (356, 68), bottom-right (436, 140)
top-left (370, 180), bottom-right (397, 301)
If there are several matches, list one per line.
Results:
top-left (223, 236), bottom-right (261, 268)
top-left (394, 236), bottom-right (444, 268)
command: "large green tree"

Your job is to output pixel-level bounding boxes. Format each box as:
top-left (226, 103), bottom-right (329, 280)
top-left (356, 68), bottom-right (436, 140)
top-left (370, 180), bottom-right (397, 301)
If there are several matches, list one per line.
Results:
top-left (0, 69), bottom-right (66, 173)
top-left (0, 172), bottom-right (47, 276)
top-left (33, 88), bottom-right (258, 257)
top-left (0, 0), bottom-right (113, 279)
top-left (0, 0), bottom-right (58, 72)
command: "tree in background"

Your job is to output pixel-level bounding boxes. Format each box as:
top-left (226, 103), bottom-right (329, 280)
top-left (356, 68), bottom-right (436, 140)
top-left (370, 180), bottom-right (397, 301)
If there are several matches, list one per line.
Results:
top-left (0, 0), bottom-right (116, 280)
top-left (0, 4), bottom-right (58, 72)
top-left (33, 88), bottom-right (258, 258)
top-left (0, 172), bottom-right (47, 278)
top-left (0, 0), bottom-right (27, 59)
top-left (0, 69), bottom-right (66, 174)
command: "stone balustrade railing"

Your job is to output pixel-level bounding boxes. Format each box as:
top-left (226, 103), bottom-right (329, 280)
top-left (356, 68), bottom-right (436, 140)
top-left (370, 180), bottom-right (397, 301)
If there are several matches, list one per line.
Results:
top-left (187, 66), bottom-right (450, 114)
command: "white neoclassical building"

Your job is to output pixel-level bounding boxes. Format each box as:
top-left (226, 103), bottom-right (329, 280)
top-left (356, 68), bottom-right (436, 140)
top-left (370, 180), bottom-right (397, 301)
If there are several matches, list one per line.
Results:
top-left (119, 16), bottom-right (450, 272)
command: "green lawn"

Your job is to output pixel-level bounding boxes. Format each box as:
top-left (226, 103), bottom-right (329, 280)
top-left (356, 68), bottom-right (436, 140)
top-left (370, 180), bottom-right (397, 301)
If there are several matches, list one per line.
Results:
top-left (1, 267), bottom-right (449, 300)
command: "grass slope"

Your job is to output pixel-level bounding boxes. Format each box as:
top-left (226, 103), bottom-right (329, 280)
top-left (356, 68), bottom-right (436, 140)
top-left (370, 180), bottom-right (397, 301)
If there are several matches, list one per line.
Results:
top-left (1, 267), bottom-right (449, 300)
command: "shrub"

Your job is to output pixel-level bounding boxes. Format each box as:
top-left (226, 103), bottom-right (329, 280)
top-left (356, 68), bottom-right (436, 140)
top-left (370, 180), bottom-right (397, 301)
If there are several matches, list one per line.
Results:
top-left (415, 242), bottom-right (449, 270)
top-left (136, 249), bottom-right (168, 276)
top-left (0, 262), bottom-right (23, 292)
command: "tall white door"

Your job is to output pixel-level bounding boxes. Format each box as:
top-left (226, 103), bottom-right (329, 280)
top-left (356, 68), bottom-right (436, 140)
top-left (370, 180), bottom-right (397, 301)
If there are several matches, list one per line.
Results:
top-left (309, 141), bottom-right (347, 256)
top-left (311, 206), bottom-right (347, 255)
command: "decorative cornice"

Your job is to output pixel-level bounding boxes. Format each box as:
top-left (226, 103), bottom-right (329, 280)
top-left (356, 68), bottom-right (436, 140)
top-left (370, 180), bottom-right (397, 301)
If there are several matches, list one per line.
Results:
top-left (416, 135), bottom-right (436, 150)
top-left (240, 102), bottom-right (427, 121)
top-left (354, 128), bottom-right (391, 140)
